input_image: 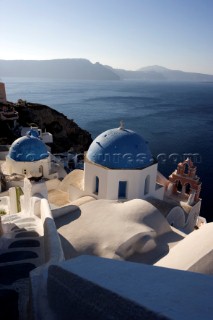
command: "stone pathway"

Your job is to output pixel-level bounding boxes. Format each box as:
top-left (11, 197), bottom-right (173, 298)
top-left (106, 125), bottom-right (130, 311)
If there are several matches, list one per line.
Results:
top-left (0, 214), bottom-right (44, 320)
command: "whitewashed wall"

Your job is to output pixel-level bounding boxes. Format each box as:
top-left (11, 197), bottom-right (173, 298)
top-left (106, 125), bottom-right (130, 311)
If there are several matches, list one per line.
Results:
top-left (84, 161), bottom-right (164, 201)
top-left (6, 156), bottom-right (51, 177)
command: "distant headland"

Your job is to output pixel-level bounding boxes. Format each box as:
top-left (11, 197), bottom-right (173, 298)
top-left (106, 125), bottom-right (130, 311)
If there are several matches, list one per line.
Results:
top-left (1, 58), bottom-right (213, 82)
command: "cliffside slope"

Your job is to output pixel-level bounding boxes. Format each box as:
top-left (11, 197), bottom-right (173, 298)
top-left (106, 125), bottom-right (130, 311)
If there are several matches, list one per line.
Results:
top-left (0, 101), bottom-right (92, 153)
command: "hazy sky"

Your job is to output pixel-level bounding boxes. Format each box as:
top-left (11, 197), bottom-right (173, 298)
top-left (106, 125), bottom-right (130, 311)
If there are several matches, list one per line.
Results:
top-left (1, 0), bottom-right (213, 74)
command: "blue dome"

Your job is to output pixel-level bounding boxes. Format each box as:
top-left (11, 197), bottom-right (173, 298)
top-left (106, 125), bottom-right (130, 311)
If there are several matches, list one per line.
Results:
top-left (87, 127), bottom-right (154, 169)
top-left (8, 129), bottom-right (49, 162)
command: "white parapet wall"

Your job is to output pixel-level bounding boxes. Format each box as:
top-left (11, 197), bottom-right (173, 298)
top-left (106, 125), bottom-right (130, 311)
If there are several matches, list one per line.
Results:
top-left (155, 222), bottom-right (213, 274)
top-left (40, 198), bottom-right (64, 264)
top-left (41, 255), bottom-right (213, 320)
top-left (21, 177), bottom-right (64, 264)
top-left (9, 187), bottom-right (18, 214)
top-left (29, 197), bottom-right (65, 320)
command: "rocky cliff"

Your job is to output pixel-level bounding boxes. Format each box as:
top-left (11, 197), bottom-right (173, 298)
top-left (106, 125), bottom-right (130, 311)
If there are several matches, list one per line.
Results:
top-left (0, 101), bottom-right (92, 153)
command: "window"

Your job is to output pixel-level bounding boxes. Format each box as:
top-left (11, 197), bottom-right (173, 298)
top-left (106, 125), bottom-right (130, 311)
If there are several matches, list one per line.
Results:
top-left (23, 169), bottom-right (27, 175)
top-left (144, 175), bottom-right (150, 195)
top-left (94, 176), bottom-right (99, 194)
top-left (118, 181), bottom-right (127, 198)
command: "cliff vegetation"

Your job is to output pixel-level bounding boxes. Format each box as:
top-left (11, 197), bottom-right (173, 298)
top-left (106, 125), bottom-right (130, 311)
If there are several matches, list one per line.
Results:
top-left (0, 100), bottom-right (92, 153)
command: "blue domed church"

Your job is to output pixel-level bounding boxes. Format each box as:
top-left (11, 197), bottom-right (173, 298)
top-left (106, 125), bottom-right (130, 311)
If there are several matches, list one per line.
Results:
top-left (6, 129), bottom-right (57, 179)
top-left (84, 123), bottom-right (164, 201)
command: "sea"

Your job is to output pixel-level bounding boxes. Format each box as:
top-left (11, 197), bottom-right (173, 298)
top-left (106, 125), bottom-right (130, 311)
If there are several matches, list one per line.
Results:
top-left (3, 78), bottom-right (213, 222)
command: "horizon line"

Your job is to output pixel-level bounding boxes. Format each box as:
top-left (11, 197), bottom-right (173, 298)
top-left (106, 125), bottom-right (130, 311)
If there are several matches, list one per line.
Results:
top-left (0, 58), bottom-right (212, 76)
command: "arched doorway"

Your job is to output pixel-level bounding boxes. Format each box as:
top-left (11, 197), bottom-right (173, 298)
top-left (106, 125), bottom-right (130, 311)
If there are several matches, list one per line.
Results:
top-left (176, 180), bottom-right (182, 192)
top-left (39, 165), bottom-right (43, 176)
top-left (185, 183), bottom-right (191, 195)
top-left (94, 176), bottom-right (99, 194)
top-left (144, 175), bottom-right (150, 195)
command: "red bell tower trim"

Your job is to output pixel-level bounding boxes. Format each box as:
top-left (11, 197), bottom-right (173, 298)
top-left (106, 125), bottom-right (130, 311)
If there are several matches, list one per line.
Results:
top-left (169, 158), bottom-right (201, 204)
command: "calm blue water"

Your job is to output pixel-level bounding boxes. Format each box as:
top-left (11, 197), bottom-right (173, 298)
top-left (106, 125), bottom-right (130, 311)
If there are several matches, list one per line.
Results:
top-left (3, 78), bottom-right (213, 221)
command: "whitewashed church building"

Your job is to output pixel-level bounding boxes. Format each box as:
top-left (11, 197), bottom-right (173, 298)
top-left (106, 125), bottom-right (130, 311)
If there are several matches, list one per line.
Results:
top-left (78, 122), bottom-right (164, 201)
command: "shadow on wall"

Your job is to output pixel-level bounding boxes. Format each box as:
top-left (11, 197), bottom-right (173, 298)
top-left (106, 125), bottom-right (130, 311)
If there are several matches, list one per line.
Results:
top-left (115, 231), bottom-right (170, 265)
top-left (54, 207), bottom-right (82, 260)
top-left (54, 206), bottom-right (81, 228)
top-left (57, 233), bottom-right (79, 260)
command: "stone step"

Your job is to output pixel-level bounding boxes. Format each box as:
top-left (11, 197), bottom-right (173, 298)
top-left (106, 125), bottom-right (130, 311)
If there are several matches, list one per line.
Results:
top-left (0, 263), bottom-right (36, 285)
top-left (13, 228), bottom-right (37, 233)
top-left (11, 223), bottom-right (37, 231)
top-left (15, 231), bottom-right (40, 238)
top-left (0, 250), bottom-right (38, 263)
top-left (9, 239), bottom-right (40, 249)
top-left (2, 216), bottom-right (37, 224)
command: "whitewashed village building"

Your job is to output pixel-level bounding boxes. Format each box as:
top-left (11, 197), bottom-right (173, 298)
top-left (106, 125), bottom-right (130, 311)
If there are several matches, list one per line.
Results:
top-left (6, 129), bottom-right (51, 178)
top-left (21, 126), bottom-right (53, 146)
top-left (1, 129), bottom-right (65, 183)
top-left (0, 119), bottom-right (213, 319)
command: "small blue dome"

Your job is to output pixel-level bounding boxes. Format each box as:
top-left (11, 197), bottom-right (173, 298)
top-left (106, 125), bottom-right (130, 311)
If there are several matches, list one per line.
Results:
top-left (87, 127), bottom-right (154, 169)
top-left (8, 129), bottom-right (49, 162)
top-left (26, 129), bottom-right (39, 138)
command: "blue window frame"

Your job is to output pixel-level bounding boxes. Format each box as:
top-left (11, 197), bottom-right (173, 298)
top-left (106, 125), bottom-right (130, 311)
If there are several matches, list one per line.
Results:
top-left (118, 181), bottom-right (127, 198)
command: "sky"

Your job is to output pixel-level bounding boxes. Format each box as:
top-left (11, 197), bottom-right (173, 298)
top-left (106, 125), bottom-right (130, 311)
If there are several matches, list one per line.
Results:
top-left (0, 0), bottom-right (213, 74)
